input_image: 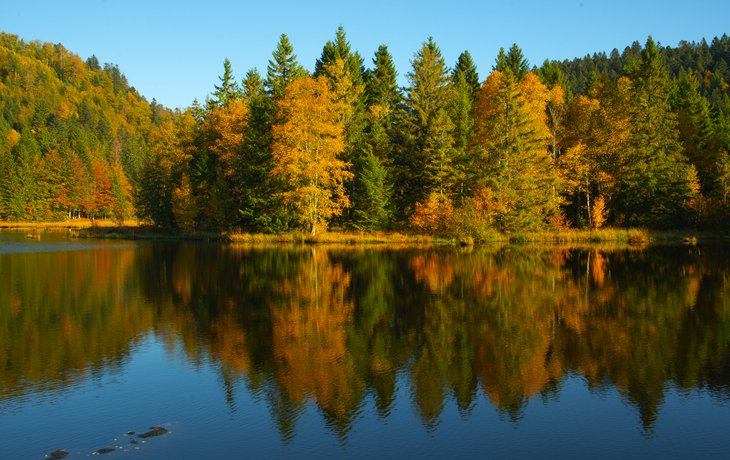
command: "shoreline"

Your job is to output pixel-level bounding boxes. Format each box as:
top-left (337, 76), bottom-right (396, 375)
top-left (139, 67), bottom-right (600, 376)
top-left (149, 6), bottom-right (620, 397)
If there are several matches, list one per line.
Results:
top-left (1, 221), bottom-right (723, 246)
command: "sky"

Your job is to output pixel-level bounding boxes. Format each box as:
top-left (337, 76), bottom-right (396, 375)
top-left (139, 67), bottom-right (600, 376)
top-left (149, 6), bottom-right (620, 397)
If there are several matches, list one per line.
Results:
top-left (3, 0), bottom-right (729, 110)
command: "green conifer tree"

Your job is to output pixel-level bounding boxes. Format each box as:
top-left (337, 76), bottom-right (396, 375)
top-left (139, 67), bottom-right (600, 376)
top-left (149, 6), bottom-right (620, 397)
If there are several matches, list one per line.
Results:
top-left (364, 45), bottom-right (401, 110)
top-left (449, 71), bottom-right (475, 200)
top-left (617, 36), bottom-right (700, 228)
top-left (314, 25), bottom-right (365, 86)
top-left (265, 34), bottom-right (307, 101)
top-left (210, 58), bottom-right (241, 109)
top-left (494, 43), bottom-right (530, 81)
top-left (242, 68), bottom-right (265, 102)
top-left (353, 151), bottom-right (392, 231)
top-left (672, 69), bottom-right (716, 192)
top-left (393, 37), bottom-right (455, 216)
top-left (453, 50), bottom-right (480, 103)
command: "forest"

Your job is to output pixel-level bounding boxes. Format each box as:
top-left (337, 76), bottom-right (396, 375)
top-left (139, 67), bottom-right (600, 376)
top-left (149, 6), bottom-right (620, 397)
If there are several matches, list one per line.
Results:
top-left (1, 29), bottom-right (729, 235)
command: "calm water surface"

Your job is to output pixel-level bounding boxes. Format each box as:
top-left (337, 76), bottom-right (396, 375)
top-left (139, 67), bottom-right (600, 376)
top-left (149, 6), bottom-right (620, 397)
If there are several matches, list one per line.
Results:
top-left (1, 231), bottom-right (730, 459)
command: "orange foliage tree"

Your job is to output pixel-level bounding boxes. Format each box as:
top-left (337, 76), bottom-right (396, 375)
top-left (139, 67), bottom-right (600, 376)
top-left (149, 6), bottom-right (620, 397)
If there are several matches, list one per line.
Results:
top-left (272, 77), bottom-right (352, 235)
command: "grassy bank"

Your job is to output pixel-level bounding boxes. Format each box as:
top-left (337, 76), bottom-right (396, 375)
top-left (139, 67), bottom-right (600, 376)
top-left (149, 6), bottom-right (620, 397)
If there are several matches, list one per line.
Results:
top-left (4, 221), bottom-right (723, 246)
top-left (0, 219), bottom-right (139, 230)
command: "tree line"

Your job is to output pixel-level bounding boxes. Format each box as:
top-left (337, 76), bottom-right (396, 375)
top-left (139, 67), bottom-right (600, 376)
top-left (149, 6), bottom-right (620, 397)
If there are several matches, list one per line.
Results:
top-left (2, 29), bottom-right (730, 233)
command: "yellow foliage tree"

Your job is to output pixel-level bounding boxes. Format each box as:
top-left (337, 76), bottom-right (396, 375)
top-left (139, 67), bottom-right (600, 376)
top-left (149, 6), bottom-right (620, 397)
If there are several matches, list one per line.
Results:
top-left (272, 77), bottom-right (352, 235)
top-left (410, 191), bottom-right (454, 233)
top-left (171, 173), bottom-right (197, 233)
top-left (470, 71), bottom-right (561, 232)
top-left (207, 99), bottom-right (250, 201)
top-left (592, 196), bottom-right (607, 230)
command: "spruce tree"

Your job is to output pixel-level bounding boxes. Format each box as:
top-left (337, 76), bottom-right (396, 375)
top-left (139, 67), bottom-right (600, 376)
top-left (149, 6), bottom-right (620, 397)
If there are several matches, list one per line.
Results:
top-left (393, 37), bottom-right (455, 216)
top-left (617, 36), bottom-right (700, 228)
top-left (242, 68), bottom-right (265, 102)
top-left (265, 34), bottom-right (306, 101)
top-left (314, 25), bottom-right (365, 86)
top-left (453, 50), bottom-right (480, 103)
top-left (494, 43), bottom-right (530, 81)
top-left (672, 69), bottom-right (715, 192)
top-left (449, 71), bottom-right (475, 200)
top-left (353, 151), bottom-right (392, 231)
top-left (364, 45), bottom-right (401, 110)
top-left (211, 58), bottom-right (241, 109)
top-left (314, 27), bottom-right (369, 225)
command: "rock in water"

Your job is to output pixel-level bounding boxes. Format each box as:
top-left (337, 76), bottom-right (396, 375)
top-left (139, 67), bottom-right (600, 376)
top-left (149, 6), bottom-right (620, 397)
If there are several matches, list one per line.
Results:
top-left (137, 426), bottom-right (169, 438)
top-left (97, 448), bottom-right (115, 454)
top-left (48, 451), bottom-right (69, 459)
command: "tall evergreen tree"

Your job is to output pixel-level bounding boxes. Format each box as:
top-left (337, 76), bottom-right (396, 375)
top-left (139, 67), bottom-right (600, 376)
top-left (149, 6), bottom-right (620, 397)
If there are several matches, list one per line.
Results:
top-left (616, 36), bottom-right (700, 228)
top-left (242, 68), bottom-right (265, 102)
top-left (453, 50), bottom-right (480, 103)
top-left (210, 58), bottom-right (241, 109)
top-left (393, 37), bottom-right (455, 216)
top-left (314, 25), bottom-right (365, 86)
top-left (352, 151), bottom-right (392, 231)
top-left (364, 45), bottom-right (401, 110)
top-left (265, 34), bottom-right (307, 101)
top-left (494, 43), bottom-right (530, 81)
top-left (672, 69), bottom-right (715, 192)
top-left (449, 71), bottom-right (475, 200)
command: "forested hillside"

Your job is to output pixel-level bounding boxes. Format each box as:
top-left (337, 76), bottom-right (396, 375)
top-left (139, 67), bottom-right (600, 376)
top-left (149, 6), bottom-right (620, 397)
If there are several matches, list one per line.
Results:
top-left (2, 29), bottom-right (730, 234)
top-left (0, 32), bottom-right (166, 222)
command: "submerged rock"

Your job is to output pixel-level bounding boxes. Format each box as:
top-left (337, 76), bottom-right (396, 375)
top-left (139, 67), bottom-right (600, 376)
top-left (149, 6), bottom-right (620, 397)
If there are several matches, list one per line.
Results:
top-left (48, 451), bottom-right (69, 459)
top-left (96, 448), bottom-right (115, 454)
top-left (137, 426), bottom-right (168, 438)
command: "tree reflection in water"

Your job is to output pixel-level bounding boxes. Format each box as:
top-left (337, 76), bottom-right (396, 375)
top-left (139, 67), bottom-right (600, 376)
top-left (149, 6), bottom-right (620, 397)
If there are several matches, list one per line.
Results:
top-left (2, 239), bottom-right (730, 441)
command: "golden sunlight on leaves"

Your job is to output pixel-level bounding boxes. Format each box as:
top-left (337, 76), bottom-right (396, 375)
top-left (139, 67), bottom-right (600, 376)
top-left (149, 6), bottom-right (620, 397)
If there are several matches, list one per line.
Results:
top-left (272, 77), bottom-right (353, 235)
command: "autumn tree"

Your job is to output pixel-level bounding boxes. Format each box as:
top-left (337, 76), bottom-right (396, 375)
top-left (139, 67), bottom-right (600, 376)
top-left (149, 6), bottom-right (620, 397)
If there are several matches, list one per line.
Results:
top-left (172, 173), bottom-right (197, 232)
top-left (271, 76), bottom-right (352, 235)
top-left (471, 70), bottom-right (561, 231)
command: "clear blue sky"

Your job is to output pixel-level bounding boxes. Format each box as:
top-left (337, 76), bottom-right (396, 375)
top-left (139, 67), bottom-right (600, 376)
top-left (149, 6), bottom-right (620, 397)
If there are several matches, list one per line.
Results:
top-left (3, 0), bottom-right (728, 110)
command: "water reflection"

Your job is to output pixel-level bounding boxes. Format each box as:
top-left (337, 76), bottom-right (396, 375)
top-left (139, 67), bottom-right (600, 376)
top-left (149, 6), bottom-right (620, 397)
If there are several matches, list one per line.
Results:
top-left (2, 238), bottom-right (730, 442)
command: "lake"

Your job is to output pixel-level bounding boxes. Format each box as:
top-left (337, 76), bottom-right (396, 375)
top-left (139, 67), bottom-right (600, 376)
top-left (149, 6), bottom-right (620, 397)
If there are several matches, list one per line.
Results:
top-left (1, 231), bottom-right (729, 459)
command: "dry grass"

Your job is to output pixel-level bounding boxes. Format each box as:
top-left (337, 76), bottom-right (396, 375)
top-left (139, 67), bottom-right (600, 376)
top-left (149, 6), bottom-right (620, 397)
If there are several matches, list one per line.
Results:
top-left (0, 219), bottom-right (140, 230)
top-left (16, 220), bottom-right (715, 246)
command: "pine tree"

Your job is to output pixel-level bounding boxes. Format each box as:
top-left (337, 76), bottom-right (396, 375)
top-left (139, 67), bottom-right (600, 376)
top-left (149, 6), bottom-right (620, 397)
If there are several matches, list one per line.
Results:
top-left (494, 44), bottom-right (530, 81)
top-left (616, 36), bottom-right (700, 228)
top-left (323, 58), bottom-right (367, 224)
top-left (453, 50), bottom-right (480, 102)
top-left (353, 151), bottom-right (391, 231)
top-left (265, 34), bottom-right (307, 101)
top-left (672, 69), bottom-right (715, 192)
top-left (449, 71), bottom-right (475, 200)
top-left (364, 45), bottom-right (401, 110)
top-left (393, 37), bottom-right (455, 216)
top-left (210, 58), bottom-right (241, 109)
top-left (314, 25), bottom-right (365, 86)
top-left (242, 68), bottom-right (265, 102)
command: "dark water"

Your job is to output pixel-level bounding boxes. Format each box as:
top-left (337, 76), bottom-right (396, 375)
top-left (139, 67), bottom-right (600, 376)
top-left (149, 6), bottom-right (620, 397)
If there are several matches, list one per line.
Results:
top-left (2, 231), bottom-right (730, 459)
